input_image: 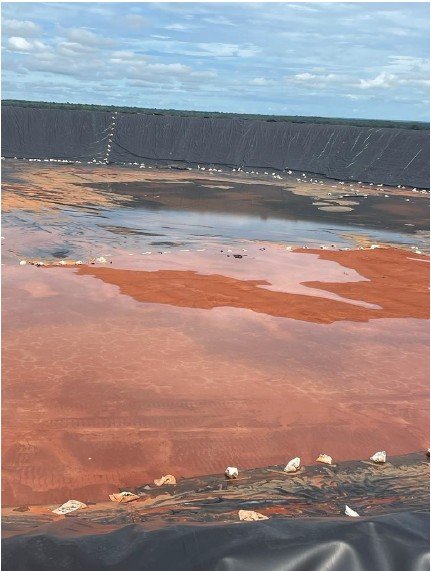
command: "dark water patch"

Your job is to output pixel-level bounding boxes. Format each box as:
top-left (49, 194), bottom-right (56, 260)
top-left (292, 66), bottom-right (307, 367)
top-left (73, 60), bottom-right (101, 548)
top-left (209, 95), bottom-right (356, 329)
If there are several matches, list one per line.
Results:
top-left (51, 249), bottom-right (70, 259)
top-left (85, 179), bottom-right (429, 234)
top-left (100, 225), bottom-right (164, 237)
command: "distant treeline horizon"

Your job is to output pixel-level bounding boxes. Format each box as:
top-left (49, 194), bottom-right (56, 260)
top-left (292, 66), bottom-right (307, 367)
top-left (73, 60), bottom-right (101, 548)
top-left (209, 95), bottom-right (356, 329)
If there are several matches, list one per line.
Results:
top-left (2, 99), bottom-right (429, 130)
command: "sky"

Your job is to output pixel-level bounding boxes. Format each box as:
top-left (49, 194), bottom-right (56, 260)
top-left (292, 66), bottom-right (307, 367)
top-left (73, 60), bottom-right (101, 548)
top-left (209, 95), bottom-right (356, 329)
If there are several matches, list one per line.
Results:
top-left (2, 2), bottom-right (429, 120)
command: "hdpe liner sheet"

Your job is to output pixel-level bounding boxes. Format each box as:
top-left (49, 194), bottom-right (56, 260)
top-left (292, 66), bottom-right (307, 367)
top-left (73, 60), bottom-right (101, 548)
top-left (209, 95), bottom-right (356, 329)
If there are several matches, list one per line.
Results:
top-left (2, 511), bottom-right (429, 571)
top-left (2, 106), bottom-right (111, 162)
top-left (111, 113), bottom-right (429, 188)
top-left (2, 106), bottom-right (429, 188)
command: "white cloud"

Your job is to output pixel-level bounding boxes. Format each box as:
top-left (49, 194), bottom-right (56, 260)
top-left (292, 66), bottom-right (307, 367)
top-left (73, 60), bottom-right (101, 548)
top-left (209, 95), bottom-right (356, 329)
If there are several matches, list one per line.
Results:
top-left (165, 23), bottom-right (190, 31)
top-left (146, 62), bottom-right (190, 74)
top-left (195, 43), bottom-right (259, 57)
top-left (65, 27), bottom-right (114, 47)
top-left (285, 4), bottom-right (320, 12)
top-left (110, 50), bottom-right (146, 63)
top-left (107, 50), bottom-right (208, 83)
top-left (289, 72), bottom-right (340, 88)
top-left (119, 38), bottom-right (260, 60)
top-left (250, 77), bottom-right (272, 86)
top-left (359, 72), bottom-right (399, 89)
top-left (3, 19), bottom-right (41, 37)
top-left (202, 16), bottom-right (236, 27)
top-left (359, 69), bottom-right (429, 90)
top-left (344, 93), bottom-right (371, 101)
top-left (7, 36), bottom-right (47, 53)
top-left (294, 72), bottom-right (315, 81)
top-left (58, 42), bottom-right (95, 56)
top-left (86, 6), bottom-right (117, 18)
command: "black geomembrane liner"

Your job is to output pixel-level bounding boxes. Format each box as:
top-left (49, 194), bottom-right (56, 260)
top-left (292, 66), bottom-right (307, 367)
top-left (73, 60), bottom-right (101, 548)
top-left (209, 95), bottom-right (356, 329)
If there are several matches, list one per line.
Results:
top-left (2, 106), bottom-right (429, 188)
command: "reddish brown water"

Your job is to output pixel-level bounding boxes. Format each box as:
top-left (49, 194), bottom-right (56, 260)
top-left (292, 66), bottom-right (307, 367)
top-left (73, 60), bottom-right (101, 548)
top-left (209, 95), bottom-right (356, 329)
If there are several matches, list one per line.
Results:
top-left (2, 243), bottom-right (429, 506)
top-left (2, 163), bottom-right (429, 507)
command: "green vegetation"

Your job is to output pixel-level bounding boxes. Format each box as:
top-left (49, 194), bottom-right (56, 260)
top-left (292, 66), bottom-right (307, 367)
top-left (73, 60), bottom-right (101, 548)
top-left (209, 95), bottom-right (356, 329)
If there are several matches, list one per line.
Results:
top-left (2, 99), bottom-right (429, 130)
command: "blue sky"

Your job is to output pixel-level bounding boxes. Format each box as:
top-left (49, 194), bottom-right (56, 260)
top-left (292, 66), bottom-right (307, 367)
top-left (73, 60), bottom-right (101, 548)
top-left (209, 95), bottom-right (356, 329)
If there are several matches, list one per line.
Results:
top-left (2, 2), bottom-right (429, 120)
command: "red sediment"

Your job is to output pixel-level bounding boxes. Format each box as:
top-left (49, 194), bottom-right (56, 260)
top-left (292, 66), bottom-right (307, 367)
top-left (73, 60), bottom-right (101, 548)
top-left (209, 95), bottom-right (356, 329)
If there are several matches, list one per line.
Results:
top-left (2, 247), bottom-right (429, 507)
top-left (76, 248), bottom-right (429, 323)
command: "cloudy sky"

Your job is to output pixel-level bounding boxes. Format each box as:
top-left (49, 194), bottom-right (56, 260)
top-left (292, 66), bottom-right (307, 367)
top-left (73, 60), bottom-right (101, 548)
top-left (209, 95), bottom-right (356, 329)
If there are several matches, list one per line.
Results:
top-left (2, 2), bottom-right (429, 120)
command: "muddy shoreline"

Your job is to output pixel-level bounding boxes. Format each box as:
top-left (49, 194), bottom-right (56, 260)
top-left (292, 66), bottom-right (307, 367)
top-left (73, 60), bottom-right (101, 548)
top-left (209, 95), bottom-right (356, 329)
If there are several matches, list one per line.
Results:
top-left (2, 452), bottom-right (428, 531)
